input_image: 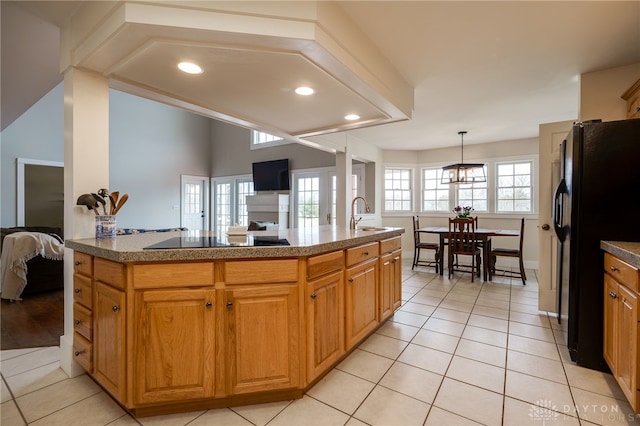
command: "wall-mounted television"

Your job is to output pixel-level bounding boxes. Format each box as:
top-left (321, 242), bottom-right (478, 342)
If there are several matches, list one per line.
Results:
top-left (252, 159), bottom-right (290, 191)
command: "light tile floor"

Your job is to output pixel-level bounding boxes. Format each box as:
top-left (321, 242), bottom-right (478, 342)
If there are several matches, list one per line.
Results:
top-left (1, 264), bottom-right (638, 425)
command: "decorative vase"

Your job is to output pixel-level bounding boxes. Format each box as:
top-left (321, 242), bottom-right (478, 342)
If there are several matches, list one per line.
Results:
top-left (95, 215), bottom-right (116, 239)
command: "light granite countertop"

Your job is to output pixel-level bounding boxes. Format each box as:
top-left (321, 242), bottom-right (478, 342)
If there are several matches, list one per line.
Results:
top-left (66, 226), bottom-right (405, 263)
top-left (601, 241), bottom-right (640, 268)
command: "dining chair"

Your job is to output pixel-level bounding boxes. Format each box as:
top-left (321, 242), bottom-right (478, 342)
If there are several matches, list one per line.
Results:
top-left (412, 216), bottom-right (440, 272)
top-left (489, 218), bottom-right (526, 285)
top-left (447, 217), bottom-right (481, 282)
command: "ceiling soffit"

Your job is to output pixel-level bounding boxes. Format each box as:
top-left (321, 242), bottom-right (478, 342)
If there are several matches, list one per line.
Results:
top-left (61, 1), bottom-right (413, 141)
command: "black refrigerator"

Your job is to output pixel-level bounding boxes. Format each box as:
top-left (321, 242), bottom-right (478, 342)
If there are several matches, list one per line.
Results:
top-left (554, 119), bottom-right (640, 371)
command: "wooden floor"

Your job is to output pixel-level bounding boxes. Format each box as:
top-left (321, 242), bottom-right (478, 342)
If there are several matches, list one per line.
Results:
top-left (1, 289), bottom-right (64, 350)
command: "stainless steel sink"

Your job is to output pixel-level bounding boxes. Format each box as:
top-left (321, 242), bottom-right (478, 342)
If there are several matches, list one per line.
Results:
top-left (357, 227), bottom-right (387, 231)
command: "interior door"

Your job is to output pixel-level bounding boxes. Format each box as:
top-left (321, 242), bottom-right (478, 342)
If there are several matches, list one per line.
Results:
top-left (538, 120), bottom-right (573, 312)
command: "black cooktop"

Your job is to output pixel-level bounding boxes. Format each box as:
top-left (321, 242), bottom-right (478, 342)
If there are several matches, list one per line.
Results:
top-left (143, 236), bottom-right (290, 250)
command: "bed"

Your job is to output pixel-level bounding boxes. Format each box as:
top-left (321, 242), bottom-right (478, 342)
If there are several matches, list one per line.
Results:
top-left (0, 227), bottom-right (64, 300)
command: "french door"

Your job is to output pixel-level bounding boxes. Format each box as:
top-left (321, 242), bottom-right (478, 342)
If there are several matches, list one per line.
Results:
top-left (181, 175), bottom-right (209, 231)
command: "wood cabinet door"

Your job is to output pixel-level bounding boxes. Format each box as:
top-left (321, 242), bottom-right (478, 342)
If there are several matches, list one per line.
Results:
top-left (94, 281), bottom-right (126, 401)
top-left (391, 252), bottom-right (402, 311)
top-left (345, 259), bottom-right (378, 349)
top-left (380, 250), bottom-right (402, 321)
top-left (226, 284), bottom-right (300, 394)
top-left (603, 275), bottom-right (619, 370)
top-left (306, 271), bottom-right (344, 381)
top-left (616, 284), bottom-right (638, 408)
top-left (134, 288), bottom-right (216, 404)
top-left (379, 253), bottom-right (395, 321)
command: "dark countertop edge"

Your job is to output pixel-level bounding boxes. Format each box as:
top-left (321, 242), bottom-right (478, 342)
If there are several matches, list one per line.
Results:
top-left (66, 229), bottom-right (405, 263)
top-left (601, 241), bottom-right (640, 268)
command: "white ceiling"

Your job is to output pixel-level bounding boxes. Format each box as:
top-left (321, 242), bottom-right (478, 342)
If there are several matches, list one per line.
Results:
top-left (2, 1), bottom-right (639, 150)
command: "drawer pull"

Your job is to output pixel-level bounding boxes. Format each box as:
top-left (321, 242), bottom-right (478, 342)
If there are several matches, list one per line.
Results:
top-left (205, 301), bottom-right (213, 308)
top-left (364, 251), bottom-right (369, 256)
top-left (348, 278), bottom-right (354, 283)
top-left (74, 320), bottom-right (81, 325)
top-left (226, 301), bottom-right (233, 309)
top-left (610, 266), bottom-right (619, 272)
top-left (310, 293), bottom-right (317, 300)
top-left (112, 305), bottom-right (120, 312)
top-left (74, 350), bottom-right (83, 356)
top-left (609, 291), bottom-right (618, 299)
top-left (75, 261), bottom-right (82, 266)
top-left (74, 288), bottom-right (81, 293)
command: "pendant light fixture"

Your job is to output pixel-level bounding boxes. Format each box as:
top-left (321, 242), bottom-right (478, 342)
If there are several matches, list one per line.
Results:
top-left (441, 131), bottom-right (486, 184)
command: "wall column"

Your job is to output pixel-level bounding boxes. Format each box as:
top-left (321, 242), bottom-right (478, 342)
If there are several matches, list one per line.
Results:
top-left (60, 68), bottom-right (110, 377)
top-left (335, 150), bottom-right (352, 227)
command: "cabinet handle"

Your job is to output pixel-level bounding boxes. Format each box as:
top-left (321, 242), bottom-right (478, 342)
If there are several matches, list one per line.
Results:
top-left (74, 320), bottom-right (81, 325)
top-left (609, 291), bottom-right (618, 299)
top-left (392, 259), bottom-right (397, 264)
top-left (74, 261), bottom-right (82, 266)
top-left (74, 288), bottom-right (81, 293)
top-left (112, 305), bottom-right (120, 312)
top-left (226, 301), bottom-right (233, 309)
top-left (348, 278), bottom-right (354, 283)
top-left (364, 251), bottom-right (369, 256)
top-left (205, 301), bottom-right (213, 308)
top-left (74, 350), bottom-right (82, 356)
top-left (610, 266), bottom-right (619, 272)
top-left (310, 293), bottom-right (317, 300)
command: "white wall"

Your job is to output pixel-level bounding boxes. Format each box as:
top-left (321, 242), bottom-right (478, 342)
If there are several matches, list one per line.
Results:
top-left (580, 62), bottom-right (640, 122)
top-left (109, 90), bottom-right (211, 229)
top-left (209, 120), bottom-right (337, 177)
top-left (1, 84), bottom-right (212, 229)
top-left (1, 83), bottom-right (64, 226)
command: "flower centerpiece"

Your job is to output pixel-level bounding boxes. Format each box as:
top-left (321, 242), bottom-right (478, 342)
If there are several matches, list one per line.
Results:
top-left (453, 205), bottom-right (474, 218)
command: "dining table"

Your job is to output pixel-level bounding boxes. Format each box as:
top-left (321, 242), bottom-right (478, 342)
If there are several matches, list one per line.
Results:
top-left (418, 226), bottom-right (520, 281)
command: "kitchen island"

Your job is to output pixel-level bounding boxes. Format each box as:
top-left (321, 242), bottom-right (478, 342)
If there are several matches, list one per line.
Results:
top-left (66, 226), bottom-right (404, 417)
top-left (601, 241), bottom-right (640, 413)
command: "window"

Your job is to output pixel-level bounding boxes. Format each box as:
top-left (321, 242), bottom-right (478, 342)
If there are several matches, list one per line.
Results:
top-left (422, 168), bottom-right (449, 211)
top-left (251, 130), bottom-right (289, 149)
top-left (457, 165), bottom-right (488, 211)
top-left (496, 161), bottom-right (533, 212)
top-left (384, 168), bottom-right (412, 211)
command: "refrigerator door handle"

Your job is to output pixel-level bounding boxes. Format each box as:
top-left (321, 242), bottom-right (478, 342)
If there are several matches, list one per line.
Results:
top-left (553, 179), bottom-right (567, 242)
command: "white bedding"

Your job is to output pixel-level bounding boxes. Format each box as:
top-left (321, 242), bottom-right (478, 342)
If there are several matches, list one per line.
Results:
top-left (0, 232), bottom-right (64, 300)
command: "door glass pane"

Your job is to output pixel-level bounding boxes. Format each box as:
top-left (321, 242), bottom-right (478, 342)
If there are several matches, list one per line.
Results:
top-left (215, 182), bottom-right (231, 234)
top-left (236, 180), bottom-right (254, 226)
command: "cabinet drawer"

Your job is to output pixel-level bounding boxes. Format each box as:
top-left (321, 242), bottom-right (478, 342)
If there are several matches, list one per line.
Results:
top-left (94, 257), bottom-right (125, 289)
top-left (73, 274), bottom-right (92, 309)
top-left (307, 251), bottom-right (344, 280)
top-left (605, 253), bottom-right (638, 292)
top-left (225, 259), bottom-right (298, 284)
top-left (132, 262), bottom-right (214, 288)
top-left (380, 237), bottom-right (401, 254)
top-left (73, 252), bottom-right (93, 276)
top-left (73, 333), bottom-right (92, 372)
top-left (346, 243), bottom-right (379, 267)
top-left (73, 303), bottom-right (92, 341)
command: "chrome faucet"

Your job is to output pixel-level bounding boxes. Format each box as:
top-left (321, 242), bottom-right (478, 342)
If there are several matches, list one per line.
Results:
top-left (350, 196), bottom-right (371, 229)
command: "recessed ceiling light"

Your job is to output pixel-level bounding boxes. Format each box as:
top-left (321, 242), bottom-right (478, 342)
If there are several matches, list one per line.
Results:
top-left (178, 62), bottom-right (203, 74)
top-left (344, 114), bottom-right (360, 121)
top-left (295, 86), bottom-right (314, 96)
